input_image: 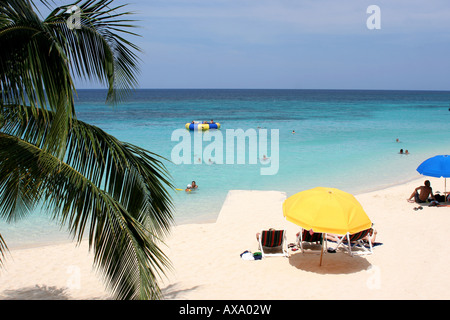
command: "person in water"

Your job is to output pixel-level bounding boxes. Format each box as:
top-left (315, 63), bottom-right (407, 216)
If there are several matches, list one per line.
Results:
top-left (186, 181), bottom-right (198, 192)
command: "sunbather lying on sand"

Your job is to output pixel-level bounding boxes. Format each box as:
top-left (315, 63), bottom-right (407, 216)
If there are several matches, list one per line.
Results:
top-left (326, 228), bottom-right (377, 245)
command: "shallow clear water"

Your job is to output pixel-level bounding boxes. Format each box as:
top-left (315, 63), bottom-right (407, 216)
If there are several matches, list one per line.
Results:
top-left (1, 89), bottom-right (450, 247)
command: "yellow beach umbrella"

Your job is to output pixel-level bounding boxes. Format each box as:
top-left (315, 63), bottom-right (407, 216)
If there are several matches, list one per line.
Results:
top-left (283, 187), bottom-right (371, 235)
top-left (283, 187), bottom-right (372, 265)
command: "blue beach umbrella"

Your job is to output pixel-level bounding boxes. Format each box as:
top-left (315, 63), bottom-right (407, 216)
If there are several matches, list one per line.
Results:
top-left (417, 155), bottom-right (450, 193)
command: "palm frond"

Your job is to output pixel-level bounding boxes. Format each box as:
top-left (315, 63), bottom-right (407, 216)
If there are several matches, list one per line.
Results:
top-left (2, 104), bottom-right (175, 236)
top-left (44, 0), bottom-right (141, 104)
top-left (0, 0), bottom-right (172, 300)
top-left (0, 131), bottom-right (173, 299)
top-left (0, 232), bottom-right (7, 268)
top-left (0, 0), bottom-right (75, 158)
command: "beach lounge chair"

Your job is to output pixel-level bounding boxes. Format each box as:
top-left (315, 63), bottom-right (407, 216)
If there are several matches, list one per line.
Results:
top-left (333, 228), bottom-right (374, 256)
top-left (296, 229), bottom-right (326, 254)
top-left (258, 229), bottom-right (289, 258)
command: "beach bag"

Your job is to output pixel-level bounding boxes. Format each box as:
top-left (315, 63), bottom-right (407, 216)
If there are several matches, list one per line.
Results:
top-left (253, 252), bottom-right (262, 260)
top-left (240, 250), bottom-right (254, 261)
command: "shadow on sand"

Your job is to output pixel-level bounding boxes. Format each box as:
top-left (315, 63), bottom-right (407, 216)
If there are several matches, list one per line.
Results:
top-left (0, 285), bottom-right (109, 300)
top-left (161, 283), bottom-right (202, 300)
top-left (288, 249), bottom-right (371, 275)
top-left (0, 285), bottom-right (71, 300)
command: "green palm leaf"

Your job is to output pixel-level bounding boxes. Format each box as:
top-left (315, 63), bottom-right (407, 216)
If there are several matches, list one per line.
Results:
top-left (0, 131), bottom-right (172, 299)
top-left (44, 0), bottom-right (141, 104)
top-left (0, 0), bottom-right (75, 158)
top-left (2, 104), bottom-right (174, 237)
top-left (0, 0), bottom-right (175, 300)
top-left (0, 103), bottom-right (175, 299)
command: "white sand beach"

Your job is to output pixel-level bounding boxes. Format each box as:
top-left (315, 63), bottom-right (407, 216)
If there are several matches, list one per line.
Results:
top-left (1, 176), bottom-right (449, 300)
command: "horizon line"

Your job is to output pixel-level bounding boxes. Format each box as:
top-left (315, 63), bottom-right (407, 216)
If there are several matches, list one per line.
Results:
top-left (74, 88), bottom-right (450, 92)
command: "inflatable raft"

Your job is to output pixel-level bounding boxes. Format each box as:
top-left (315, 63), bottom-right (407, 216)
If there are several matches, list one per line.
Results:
top-left (186, 122), bottom-right (221, 131)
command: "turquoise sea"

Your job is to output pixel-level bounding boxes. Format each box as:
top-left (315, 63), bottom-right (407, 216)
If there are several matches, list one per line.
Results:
top-left (1, 89), bottom-right (450, 248)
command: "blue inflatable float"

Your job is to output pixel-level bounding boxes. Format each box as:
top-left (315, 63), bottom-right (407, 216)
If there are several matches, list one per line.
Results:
top-left (186, 122), bottom-right (221, 131)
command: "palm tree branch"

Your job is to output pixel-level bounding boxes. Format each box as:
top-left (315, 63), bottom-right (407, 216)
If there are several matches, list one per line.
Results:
top-left (44, 0), bottom-right (142, 104)
top-left (0, 2), bottom-right (75, 158)
top-left (1, 104), bottom-right (175, 236)
top-left (0, 233), bottom-right (7, 268)
top-left (0, 132), bottom-right (172, 299)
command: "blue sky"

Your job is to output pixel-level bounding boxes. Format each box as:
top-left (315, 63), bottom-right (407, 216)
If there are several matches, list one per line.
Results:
top-left (48, 1), bottom-right (450, 90)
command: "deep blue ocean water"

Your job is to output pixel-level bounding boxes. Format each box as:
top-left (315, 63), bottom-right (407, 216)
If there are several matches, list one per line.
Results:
top-left (2, 89), bottom-right (450, 247)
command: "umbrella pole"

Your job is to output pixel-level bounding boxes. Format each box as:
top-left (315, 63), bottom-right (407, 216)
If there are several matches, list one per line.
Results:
top-left (320, 242), bottom-right (324, 266)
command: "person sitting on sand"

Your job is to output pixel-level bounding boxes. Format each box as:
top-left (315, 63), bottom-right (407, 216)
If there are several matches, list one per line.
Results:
top-left (407, 180), bottom-right (435, 204)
